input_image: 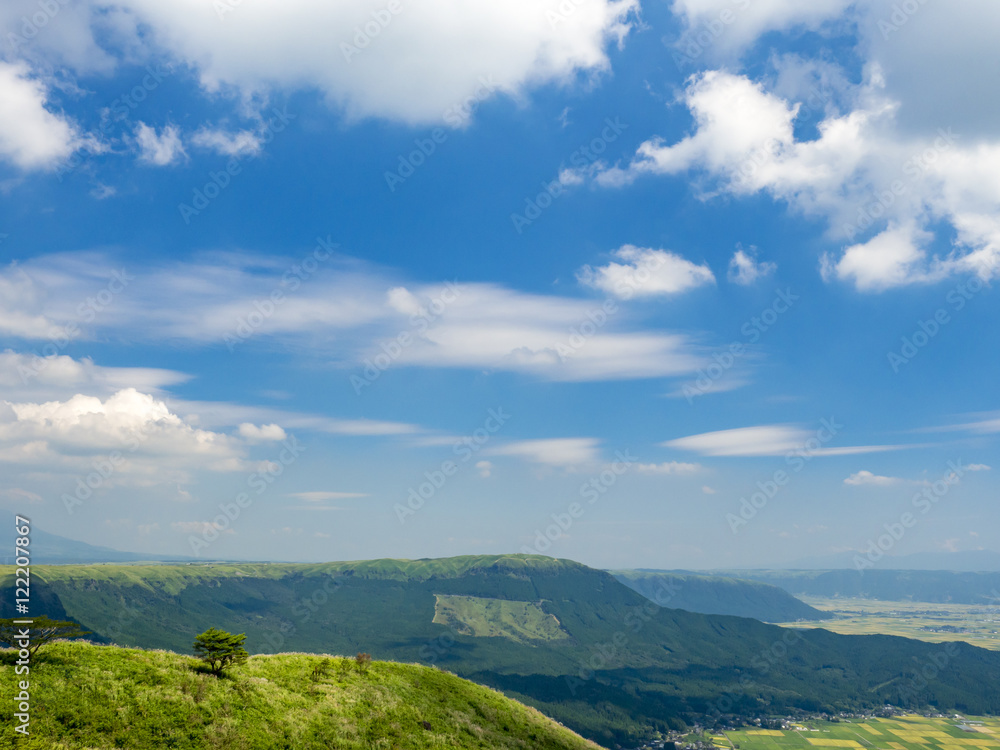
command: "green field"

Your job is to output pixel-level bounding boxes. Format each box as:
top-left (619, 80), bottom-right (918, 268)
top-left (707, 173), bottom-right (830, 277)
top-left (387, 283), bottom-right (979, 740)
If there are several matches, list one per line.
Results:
top-left (433, 594), bottom-right (569, 643)
top-left (776, 597), bottom-right (1000, 651)
top-left (715, 716), bottom-right (1000, 750)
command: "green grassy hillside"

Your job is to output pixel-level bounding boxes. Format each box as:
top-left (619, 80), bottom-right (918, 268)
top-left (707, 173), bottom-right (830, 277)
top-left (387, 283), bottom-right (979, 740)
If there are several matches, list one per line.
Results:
top-left (0, 641), bottom-right (602, 750)
top-left (611, 570), bottom-right (832, 622)
top-left (4, 555), bottom-right (1000, 747)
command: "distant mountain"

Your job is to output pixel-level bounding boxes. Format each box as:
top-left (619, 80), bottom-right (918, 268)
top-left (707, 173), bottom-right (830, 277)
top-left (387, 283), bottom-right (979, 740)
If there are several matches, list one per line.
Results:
top-left (6, 554), bottom-right (1000, 746)
top-left (776, 549), bottom-right (1000, 572)
top-left (716, 569), bottom-right (1000, 605)
top-left (610, 569), bottom-right (832, 622)
top-left (0, 509), bottom-right (195, 564)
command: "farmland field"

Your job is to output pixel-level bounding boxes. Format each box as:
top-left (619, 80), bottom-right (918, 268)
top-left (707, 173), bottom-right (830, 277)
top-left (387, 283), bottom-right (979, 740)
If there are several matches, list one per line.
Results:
top-left (715, 715), bottom-right (1000, 750)
top-left (775, 598), bottom-right (1000, 651)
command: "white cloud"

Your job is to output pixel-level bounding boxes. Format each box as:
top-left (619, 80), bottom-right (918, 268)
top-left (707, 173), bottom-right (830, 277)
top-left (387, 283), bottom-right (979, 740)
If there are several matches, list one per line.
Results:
top-left (0, 487), bottom-right (43, 504)
top-left (727, 244), bottom-right (776, 285)
top-left (287, 491), bottom-right (368, 501)
top-left (701, 485), bottom-right (716, 494)
top-left (967, 463), bottom-right (992, 472)
top-left (0, 350), bottom-right (189, 401)
top-left (668, 0), bottom-right (854, 58)
top-left (75, 0), bottom-right (637, 126)
top-left (190, 127), bottom-right (263, 157)
top-left (490, 437), bottom-right (600, 467)
top-left (577, 245), bottom-right (715, 298)
top-left (0, 61), bottom-right (84, 170)
top-left (598, 67), bottom-right (1000, 292)
top-left (134, 122), bottom-right (186, 165)
top-left (821, 223), bottom-right (939, 292)
top-left (843, 470), bottom-right (902, 486)
top-left (663, 424), bottom-right (910, 457)
top-left (635, 461), bottom-right (702, 474)
top-left (0, 388), bottom-right (250, 478)
top-left (663, 424), bottom-right (810, 457)
top-left (237, 422), bottom-right (287, 442)
top-left (8, 251), bottom-right (710, 383)
top-left (475, 460), bottom-right (493, 478)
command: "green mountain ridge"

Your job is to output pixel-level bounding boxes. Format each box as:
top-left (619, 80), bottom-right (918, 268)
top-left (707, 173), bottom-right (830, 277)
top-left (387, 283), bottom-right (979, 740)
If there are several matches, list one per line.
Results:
top-left (611, 569), bottom-right (832, 622)
top-left (4, 554), bottom-right (1000, 747)
top-left (0, 641), bottom-right (603, 749)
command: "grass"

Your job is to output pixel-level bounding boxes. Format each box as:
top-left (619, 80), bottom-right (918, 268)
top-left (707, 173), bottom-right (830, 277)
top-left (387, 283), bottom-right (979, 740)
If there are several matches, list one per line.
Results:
top-left (432, 595), bottom-right (569, 643)
top-left (715, 715), bottom-right (1000, 750)
top-left (0, 641), bottom-right (603, 750)
top-left (776, 597), bottom-right (1000, 651)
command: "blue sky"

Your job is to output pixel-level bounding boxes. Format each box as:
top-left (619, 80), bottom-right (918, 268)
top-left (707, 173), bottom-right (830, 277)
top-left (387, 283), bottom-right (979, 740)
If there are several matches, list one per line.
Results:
top-left (0, 0), bottom-right (997, 569)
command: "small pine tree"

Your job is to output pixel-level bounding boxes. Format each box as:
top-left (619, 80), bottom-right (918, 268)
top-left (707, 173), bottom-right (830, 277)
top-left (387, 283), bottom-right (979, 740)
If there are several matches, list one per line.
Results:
top-left (192, 627), bottom-right (248, 677)
top-left (0, 616), bottom-right (90, 657)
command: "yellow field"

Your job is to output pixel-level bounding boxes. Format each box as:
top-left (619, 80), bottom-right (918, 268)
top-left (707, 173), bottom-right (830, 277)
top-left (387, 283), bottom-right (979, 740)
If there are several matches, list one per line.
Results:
top-left (718, 715), bottom-right (1000, 750)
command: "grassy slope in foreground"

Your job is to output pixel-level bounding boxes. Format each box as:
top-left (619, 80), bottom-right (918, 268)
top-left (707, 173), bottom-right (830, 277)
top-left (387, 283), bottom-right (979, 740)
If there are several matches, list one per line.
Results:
top-left (0, 641), bottom-right (602, 750)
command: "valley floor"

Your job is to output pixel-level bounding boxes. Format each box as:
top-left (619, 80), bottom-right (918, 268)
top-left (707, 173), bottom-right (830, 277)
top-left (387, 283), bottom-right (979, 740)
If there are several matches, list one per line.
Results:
top-left (775, 597), bottom-right (1000, 651)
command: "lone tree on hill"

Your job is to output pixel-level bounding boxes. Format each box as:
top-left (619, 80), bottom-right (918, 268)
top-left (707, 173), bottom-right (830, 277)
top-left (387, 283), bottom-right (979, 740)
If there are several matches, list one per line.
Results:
top-left (193, 627), bottom-right (248, 677)
top-left (0, 616), bottom-right (90, 657)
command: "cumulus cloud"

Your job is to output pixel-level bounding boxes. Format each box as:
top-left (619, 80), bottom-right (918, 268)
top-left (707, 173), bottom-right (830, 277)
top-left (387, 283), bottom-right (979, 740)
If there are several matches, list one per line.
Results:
top-left (668, 0), bottom-right (854, 58)
top-left (0, 61), bottom-right (85, 170)
top-left (134, 122), bottom-right (186, 165)
top-left (489, 437), bottom-right (601, 467)
top-left (0, 388), bottom-right (251, 479)
top-left (728, 244), bottom-right (776, 285)
top-left (577, 245), bottom-right (715, 298)
top-left (820, 222), bottom-right (939, 292)
top-left (598, 67), bottom-right (1000, 291)
top-left (0, 350), bottom-right (189, 401)
top-left (237, 422), bottom-right (287, 442)
top-left (46, 0), bottom-right (637, 126)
